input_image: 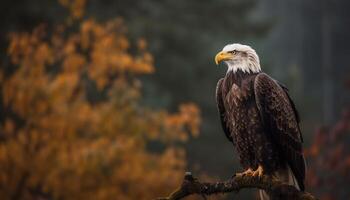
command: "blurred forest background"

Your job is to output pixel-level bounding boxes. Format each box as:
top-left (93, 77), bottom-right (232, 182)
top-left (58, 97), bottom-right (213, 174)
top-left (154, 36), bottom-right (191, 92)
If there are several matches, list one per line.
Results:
top-left (0, 0), bottom-right (349, 199)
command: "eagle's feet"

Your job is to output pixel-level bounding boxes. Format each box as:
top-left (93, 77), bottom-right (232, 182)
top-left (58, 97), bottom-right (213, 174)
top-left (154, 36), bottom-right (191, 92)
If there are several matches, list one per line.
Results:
top-left (235, 168), bottom-right (253, 177)
top-left (251, 165), bottom-right (264, 177)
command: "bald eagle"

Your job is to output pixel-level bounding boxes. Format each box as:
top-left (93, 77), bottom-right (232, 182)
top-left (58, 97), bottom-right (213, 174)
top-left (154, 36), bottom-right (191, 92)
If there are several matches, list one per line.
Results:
top-left (214, 43), bottom-right (305, 199)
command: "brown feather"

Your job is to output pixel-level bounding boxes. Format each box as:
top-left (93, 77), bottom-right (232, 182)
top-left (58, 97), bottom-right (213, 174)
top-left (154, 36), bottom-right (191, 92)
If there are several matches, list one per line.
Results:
top-left (215, 70), bottom-right (305, 191)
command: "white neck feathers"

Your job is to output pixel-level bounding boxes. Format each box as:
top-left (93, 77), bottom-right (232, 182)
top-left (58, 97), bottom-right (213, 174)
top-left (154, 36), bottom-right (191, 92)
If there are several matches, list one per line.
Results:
top-left (222, 43), bottom-right (261, 74)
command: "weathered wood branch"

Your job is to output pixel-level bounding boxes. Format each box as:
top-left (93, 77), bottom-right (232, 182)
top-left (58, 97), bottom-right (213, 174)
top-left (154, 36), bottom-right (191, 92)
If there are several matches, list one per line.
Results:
top-left (156, 172), bottom-right (317, 200)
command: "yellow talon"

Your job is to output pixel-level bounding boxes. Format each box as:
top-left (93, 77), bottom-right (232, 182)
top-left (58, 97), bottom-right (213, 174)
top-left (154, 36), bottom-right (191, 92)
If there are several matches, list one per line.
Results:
top-left (252, 165), bottom-right (264, 177)
top-left (236, 168), bottom-right (253, 177)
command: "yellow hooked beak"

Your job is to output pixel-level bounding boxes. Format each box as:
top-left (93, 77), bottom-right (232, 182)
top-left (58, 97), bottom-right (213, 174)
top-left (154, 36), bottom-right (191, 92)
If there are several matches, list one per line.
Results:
top-left (215, 51), bottom-right (233, 65)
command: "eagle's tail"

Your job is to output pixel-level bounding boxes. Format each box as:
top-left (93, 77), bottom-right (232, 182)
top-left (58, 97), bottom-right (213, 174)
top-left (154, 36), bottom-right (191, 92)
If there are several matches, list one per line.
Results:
top-left (259, 165), bottom-right (300, 200)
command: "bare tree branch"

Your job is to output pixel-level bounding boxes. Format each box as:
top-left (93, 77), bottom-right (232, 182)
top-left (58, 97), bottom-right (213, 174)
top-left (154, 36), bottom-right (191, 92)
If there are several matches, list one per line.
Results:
top-left (156, 172), bottom-right (317, 200)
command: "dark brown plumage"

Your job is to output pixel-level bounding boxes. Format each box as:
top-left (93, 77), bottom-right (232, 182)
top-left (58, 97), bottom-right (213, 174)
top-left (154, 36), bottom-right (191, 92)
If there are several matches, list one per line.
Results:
top-left (216, 70), bottom-right (305, 191)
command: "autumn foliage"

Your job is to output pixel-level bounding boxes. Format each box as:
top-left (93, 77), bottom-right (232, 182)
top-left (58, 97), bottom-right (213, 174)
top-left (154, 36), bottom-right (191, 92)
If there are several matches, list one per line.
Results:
top-left (0, 5), bottom-right (200, 200)
top-left (306, 107), bottom-right (350, 200)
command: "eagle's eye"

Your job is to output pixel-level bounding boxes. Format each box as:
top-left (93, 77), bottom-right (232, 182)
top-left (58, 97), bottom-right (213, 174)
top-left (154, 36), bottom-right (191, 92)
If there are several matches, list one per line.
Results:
top-left (228, 50), bottom-right (237, 55)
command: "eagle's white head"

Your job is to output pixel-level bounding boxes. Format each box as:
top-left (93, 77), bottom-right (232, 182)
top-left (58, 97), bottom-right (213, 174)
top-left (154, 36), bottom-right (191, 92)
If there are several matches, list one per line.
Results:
top-left (215, 43), bottom-right (261, 73)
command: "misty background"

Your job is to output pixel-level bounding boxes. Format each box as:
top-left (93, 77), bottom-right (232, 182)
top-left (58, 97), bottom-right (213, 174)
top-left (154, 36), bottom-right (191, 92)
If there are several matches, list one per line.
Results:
top-left (1, 0), bottom-right (349, 199)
